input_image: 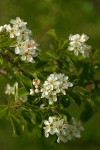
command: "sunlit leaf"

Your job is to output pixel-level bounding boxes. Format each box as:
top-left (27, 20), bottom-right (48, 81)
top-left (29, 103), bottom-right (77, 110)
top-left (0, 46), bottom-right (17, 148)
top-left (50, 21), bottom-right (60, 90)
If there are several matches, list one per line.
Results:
top-left (47, 29), bottom-right (58, 41)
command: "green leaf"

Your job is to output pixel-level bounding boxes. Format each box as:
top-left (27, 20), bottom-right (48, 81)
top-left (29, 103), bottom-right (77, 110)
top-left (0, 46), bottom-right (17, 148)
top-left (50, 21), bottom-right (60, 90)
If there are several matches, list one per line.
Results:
top-left (21, 109), bottom-right (35, 132)
top-left (0, 105), bottom-right (8, 117)
top-left (10, 114), bottom-right (24, 135)
top-left (32, 97), bottom-right (41, 104)
top-left (21, 109), bottom-right (32, 123)
top-left (58, 108), bottom-right (71, 122)
top-left (80, 104), bottom-right (93, 122)
top-left (47, 29), bottom-right (58, 41)
top-left (60, 39), bottom-right (68, 49)
top-left (0, 36), bottom-right (14, 47)
top-left (18, 87), bottom-right (29, 97)
top-left (45, 134), bottom-right (57, 145)
top-left (18, 74), bottom-right (32, 87)
top-left (61, 98), bottom-right (70, 108)
top-left (0, 55), bottom-right (3, 65)
top-left (27, 122), bottom-right (34, 132)
top-left (29, 71), bottom-right (38, 78)
top-left (36, 126), bottom-right (42, 137)
top-left (68, 90), bottom-right (81, 106)
top-left (46, 50), bottom-right (59, 59)
top-left (74, 86), bottom-right (89, 95)
top-left (36, 61), bottom-right (47, 70)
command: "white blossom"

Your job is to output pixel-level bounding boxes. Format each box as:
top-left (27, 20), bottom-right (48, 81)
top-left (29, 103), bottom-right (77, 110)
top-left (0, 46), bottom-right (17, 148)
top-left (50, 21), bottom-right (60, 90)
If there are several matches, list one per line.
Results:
top-left (5, 84), bottom-right (15, 95)
top-left (71, 117), bottom-right (84, 138)
top-left (13, 39), bottom-right (38, 63)
top-left (10, 17), bottom-right (27, 28)
top-left (9, 26), bottom-right (20, 38)
top-left (43, 116), bottom-right (67, 138)
top-left (3, 24), bottom-right (11, 32)
top-left (43, 116), bottom-right (84, 143)
top-left (10, 18), bottom-right (31, 40)
top-left (0, 17), bottom-right (39, 63)
top-left (0, 26), bottom-right (4, 32)
top-left (5, 82), bottom-right (18, 95)
top-left (68, 34), bottom-right (91, 58)
top-left (41, 73), bottom-right (73, 105)
top-left (5, 82), bottom-right (28, 103)
top-left (16, 25), bottom-right (32, 41)
top-left (0, 24), bottom-right (11, 33)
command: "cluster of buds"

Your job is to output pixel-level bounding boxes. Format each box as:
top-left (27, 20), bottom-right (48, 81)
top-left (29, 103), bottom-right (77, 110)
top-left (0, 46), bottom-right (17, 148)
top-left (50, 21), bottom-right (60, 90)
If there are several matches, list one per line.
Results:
top-left (30, 79), bottom-right (41, 95)
top-left (43, 116), bottom-right (84, 143)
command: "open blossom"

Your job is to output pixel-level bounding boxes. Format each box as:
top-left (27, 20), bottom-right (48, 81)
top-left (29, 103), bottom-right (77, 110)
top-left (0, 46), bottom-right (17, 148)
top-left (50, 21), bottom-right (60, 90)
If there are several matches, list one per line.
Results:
top-left (5, 82), bottom-right (28, 102)
top-left (71, 117), bottom-right (84, 138)
top-left (20, 40), bottom-right (38, 62)
top-left (16, 25), bottom-right (32, 41)
top-left (68, 34), bottom-right (91, 58)
top-left (10, 17), bottom-right (27, 28)
top-left (43, 116), bottom-right (68, 138)
top-left (0, 24), bottom-right (11, 33)
top-left (5, 82), bottom-right (18, 95)
top-left (0, 17), bottom-right (39, 63)
top-left (13, 39), bottom-right (38, 63)
top-left (10, 17), bottom-right (31, 40)
top-left (9, 17), bottom-right (39, 63)
top-left (41, 73), bottom-right (73, 105)
top-left (43, 116), bottom-right (84, 143)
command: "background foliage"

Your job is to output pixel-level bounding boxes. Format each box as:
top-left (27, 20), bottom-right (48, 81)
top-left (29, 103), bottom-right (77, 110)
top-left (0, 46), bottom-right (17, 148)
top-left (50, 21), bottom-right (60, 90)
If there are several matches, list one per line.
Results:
top-left (0, 0), bottom-right (100, 150)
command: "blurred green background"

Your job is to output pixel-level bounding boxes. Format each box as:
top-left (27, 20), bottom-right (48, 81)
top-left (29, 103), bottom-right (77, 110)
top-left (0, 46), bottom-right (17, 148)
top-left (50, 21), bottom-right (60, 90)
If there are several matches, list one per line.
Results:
top-left (0, 0), bottom-right (100, 150)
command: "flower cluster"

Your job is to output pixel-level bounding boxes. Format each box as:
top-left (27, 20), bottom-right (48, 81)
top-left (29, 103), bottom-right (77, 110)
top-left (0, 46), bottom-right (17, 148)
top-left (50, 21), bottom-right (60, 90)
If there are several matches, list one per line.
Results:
top-left (43, 116), bottom-right (84, 143)
top-left (0, 17), bottom-right (39, 63)
top-left (41, 73), bottom-right (73, 105)
top-left (5, 82), bottom-right (27, 102)
top-left (30, 79), bottom-right (40, 95)
top-left (0, 24), bottom-right (11, 33)
top-left (68, 34), bottom-right (91, 58)
top-left (5, 82), bottom-right (18, 95)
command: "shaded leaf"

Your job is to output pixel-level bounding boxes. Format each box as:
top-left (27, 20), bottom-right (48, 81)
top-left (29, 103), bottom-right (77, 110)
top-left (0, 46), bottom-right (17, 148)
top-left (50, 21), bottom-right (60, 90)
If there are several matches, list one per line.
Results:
top-left (21, 109), bottom-right (32, 123)
top-left (10, 114), bottom-right (24, 135)
top-left (18, 87), bottom-right (29, 97)
top-left (27, 122), bottom-right (34, 132)
top-left (46, 50), bottom-right (59, 59)
top-left (36, 61), bottom-right (47, 70)
top-left (74, 86), bottom-right (89, 95)
top-left (68, 90), bottom-right (81, 106)
top-left (58, 108), bottom-right (71, 122)
top-left (18, 74), bottom-right (32, 87)
top-left (62, 98), bottom-right (70, 108)
top-left (0, 105), bottom-right (8, 114)
top-left (80, 104), bottom-right (93, 122)
top-left (60, 39), bottom-right (68, 49)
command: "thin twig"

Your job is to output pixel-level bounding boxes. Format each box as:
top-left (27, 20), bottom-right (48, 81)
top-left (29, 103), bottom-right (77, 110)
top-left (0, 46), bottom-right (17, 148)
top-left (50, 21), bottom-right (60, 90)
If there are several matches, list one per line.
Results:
top-left (0, 69), bottom-right (7, 75)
